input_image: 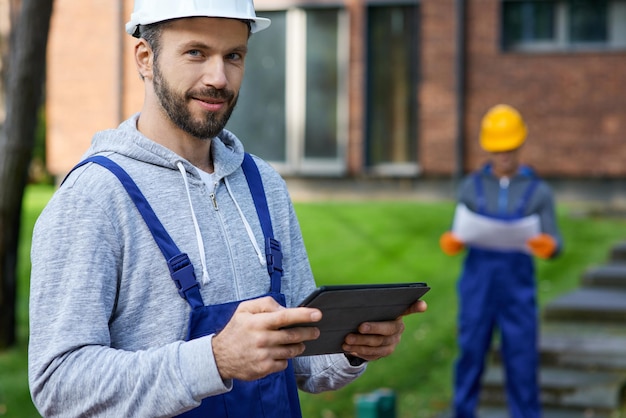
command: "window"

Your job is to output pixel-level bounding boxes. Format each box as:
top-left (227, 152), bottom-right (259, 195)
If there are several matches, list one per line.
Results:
top-left (502, 1), bottom-right (555, 46)
top-left (366, 4), bottom-right (419, 175)
top-left (226, 8), bottom-right (348, 176)
top-left (228, 12), bottom-right (287, 162)
top-left (569, 1), bottom-right (608, 42)
top-left (502, 0), bottom-right (626, 51)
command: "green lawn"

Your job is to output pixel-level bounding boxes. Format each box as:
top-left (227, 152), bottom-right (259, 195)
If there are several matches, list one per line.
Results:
top-left (1, 185), bottom-right (624, 418)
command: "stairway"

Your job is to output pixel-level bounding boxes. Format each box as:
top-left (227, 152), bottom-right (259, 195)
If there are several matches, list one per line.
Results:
top-left (477, 241), bottom-right (626, 417)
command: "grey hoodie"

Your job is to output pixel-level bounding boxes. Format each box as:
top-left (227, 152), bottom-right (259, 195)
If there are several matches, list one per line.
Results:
top-left (29, 114), bottom-right (365, 418)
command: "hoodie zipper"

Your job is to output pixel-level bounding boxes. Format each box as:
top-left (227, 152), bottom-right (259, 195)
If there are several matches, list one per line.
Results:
top-left (179, 167), bottom-right (266, 298)
top-left (209, 189), bottom-right (219, 210)
top-left (208, 181), bottom-right (243, 300)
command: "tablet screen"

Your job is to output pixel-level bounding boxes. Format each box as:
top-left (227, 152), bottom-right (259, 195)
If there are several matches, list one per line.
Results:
top-left (290, 282), bottom-right (429, 356)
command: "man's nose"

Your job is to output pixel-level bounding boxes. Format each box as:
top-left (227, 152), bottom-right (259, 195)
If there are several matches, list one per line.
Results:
top-left (201, 58), bottom-right (228, 89)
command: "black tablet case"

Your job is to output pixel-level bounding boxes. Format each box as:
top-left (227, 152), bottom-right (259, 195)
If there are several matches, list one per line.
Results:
top-left (291, 282), bottom-right (430, 356)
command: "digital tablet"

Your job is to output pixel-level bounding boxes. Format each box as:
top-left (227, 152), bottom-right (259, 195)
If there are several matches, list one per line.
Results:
top-left (288, 282), bottom-right (430, 356)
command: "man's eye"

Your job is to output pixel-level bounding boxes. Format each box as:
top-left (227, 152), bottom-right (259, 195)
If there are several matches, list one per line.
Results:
top-left (187, 50), bottom-right (202, 57)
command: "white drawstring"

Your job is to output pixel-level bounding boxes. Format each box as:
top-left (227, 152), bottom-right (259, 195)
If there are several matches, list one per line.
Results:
top-left (176, 162), bottom-right (211, 286)
top-left (224, 177), bottom-right (266, 267)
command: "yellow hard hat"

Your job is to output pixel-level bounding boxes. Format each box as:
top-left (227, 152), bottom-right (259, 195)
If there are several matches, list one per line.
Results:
top-left (479, 104), bottom-right (527, 152)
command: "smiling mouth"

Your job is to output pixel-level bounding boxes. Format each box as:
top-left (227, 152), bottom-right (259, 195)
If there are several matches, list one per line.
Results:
top-left (195, 95), bottom-right (224, 103)
top-left (187, 86), bottom-right (234, 111)
top-left (193, 97), bottom-right (226, 112)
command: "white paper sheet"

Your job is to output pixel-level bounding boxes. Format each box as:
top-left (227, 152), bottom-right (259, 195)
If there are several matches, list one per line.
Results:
top-left (451, 204), bottom-right (540, 253)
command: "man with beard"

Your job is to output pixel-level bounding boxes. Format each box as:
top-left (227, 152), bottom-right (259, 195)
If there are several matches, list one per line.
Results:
top-left (28, 2), bottom-right (427, 418)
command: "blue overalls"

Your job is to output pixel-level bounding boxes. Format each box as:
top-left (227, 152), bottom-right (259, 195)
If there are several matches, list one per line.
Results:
top-left (453, 168), bottom-right (541, 418)
top-left (71, 154), bottom-right (302, 418)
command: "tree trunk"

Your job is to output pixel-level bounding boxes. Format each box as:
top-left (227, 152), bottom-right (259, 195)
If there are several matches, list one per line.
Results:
top-left (0, 0), bottom-right (54, 349)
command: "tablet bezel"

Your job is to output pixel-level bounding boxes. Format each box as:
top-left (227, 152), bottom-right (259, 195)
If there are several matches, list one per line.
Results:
top-left (290, 282), bottom-right (430, 356)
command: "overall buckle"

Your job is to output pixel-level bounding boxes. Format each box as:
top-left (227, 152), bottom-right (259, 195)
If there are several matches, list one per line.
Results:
top-left (265, 237), bottom-right (283, 275)
top-left (168, 253), bottom-right (200, 299)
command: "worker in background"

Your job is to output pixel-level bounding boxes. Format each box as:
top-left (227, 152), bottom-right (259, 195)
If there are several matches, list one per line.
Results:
top-left (439, 104), bottom-right (562, 418)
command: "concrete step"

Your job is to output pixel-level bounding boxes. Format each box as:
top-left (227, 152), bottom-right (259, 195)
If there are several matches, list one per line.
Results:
top-left (478, 407), bottom-right (611, 418)
top-left (542, 287), bottom-right (626, 323)
top-left (538, 322), bottom-right (626, 372)
top-left (480, 366), bottom-right (626, 412)
top-left (609, 241), bottom-right (626, 263)
top-left (582, 264), bottom-right (626, 288)
top-left (436, 406), bottom-right (611, 418)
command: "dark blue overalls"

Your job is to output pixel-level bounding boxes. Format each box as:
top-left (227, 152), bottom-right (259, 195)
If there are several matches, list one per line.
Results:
top-left (453, 170), bottom-right (541, 418)
top-left (71, 154), bottom-right (302, 418)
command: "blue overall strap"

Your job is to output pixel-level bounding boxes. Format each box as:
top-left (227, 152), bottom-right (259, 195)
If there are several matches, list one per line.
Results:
top-left (474, 166), bottom-right (540, 218)
top-left (240, 153), bottom-right (283, 292)
top-left (66, 156), bottom-right (204, 309)
top-left (514, 176), bottom-right (540, 217)
top-left (240, 153), bottom-right (302, 418)
top-left (473, 172), bottom-right (487, 214)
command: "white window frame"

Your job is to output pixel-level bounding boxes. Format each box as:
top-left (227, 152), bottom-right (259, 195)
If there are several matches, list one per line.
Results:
top-left (255, 7), bottom-right (350, 176)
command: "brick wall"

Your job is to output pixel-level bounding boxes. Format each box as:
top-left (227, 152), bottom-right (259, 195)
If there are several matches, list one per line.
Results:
top-left (462, 0), bottom-right (626, 178)
top-left (47, 0), bottom-right (142, 175)
top-left (418, 0), bottom-right (626, 178)
top-left (0, 0), bottom-right (10, 122)
top-left (418, 0), bottom-right (459, 176)
top-left (346, 0), bottom-right (366, 175)
top-left (45, 0), bottom-right (626, 179)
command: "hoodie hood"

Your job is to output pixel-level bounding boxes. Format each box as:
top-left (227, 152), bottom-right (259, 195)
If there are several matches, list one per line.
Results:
top-left (85, 113), bottom-right (245, 181)
top-left (82, 113), bottom-right (264, 287)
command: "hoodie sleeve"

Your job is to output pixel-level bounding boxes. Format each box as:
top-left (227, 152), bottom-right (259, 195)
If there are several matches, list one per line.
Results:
top-left (295, 353), bottom-right (367, 393)
top-left (533, 181), bottom-right (563, 257)
top-left (28, 184), bottom-right (230, 418)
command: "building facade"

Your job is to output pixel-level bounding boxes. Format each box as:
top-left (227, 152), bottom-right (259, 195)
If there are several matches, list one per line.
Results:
top-left (0, 0), bottom-right (11, 122)
top-left (46, 0), bottom-right (626, 190)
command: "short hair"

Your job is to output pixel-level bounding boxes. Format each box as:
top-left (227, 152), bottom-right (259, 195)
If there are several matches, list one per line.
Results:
top-left (136, 18), bottom-right (252, 57)
top-left (137, 20), bottom-right (173, 63)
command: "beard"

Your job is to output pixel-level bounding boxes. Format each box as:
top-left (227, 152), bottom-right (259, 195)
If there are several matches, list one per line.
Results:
top-left (152, 61), bottom-right (238, 140)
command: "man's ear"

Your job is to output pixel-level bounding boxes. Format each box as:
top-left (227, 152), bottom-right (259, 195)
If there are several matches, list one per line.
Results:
top-left (135, 39), bottom-right (154, 80)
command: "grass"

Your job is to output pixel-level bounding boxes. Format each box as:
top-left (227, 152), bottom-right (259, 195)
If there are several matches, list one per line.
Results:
top-left (296, 201), bottom-right (626, 417)
top-left (1, 185), bottom-right (624, 417)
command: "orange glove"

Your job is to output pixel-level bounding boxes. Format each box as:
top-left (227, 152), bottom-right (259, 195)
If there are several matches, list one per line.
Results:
top-left (439, 231), bottom-right (464, 256)
top-left (527, 233), bottom-right (557, 259)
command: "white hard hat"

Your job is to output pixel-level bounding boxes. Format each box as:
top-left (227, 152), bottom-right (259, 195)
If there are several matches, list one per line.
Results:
top-left (126, 0), bottom-right (271, 37)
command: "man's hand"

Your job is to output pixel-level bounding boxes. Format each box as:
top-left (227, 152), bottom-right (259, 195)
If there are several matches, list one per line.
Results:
top-left (342, 299), bottom-right (427, 362)
top-left (212, 296), bottom-right (321, 381)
